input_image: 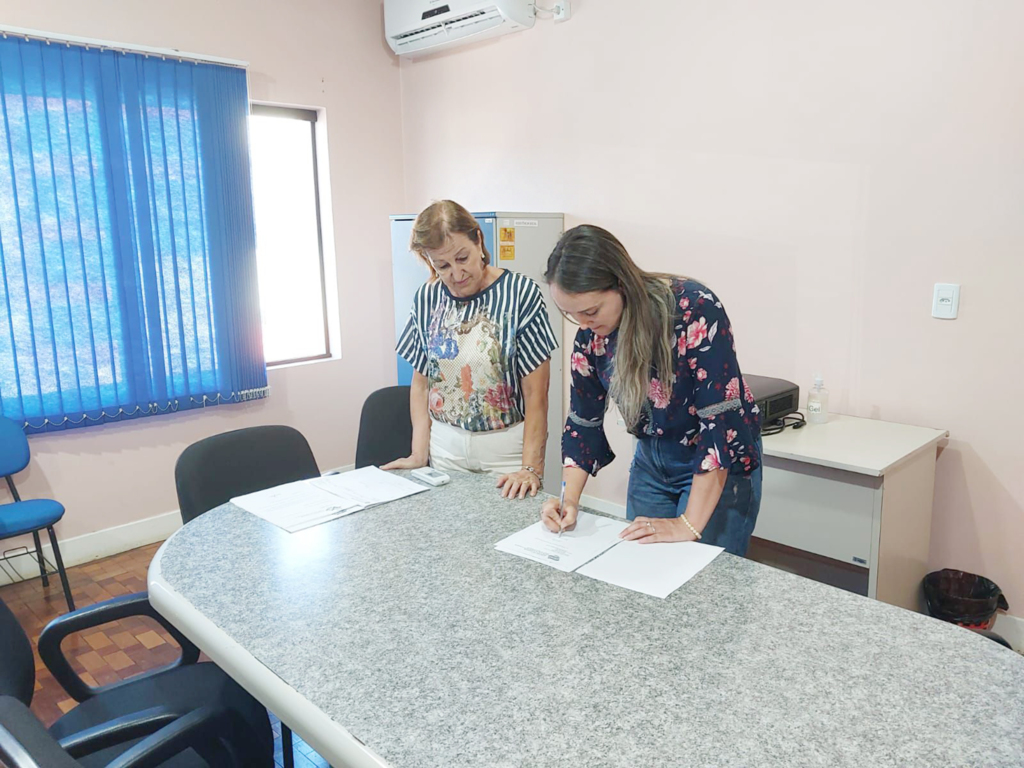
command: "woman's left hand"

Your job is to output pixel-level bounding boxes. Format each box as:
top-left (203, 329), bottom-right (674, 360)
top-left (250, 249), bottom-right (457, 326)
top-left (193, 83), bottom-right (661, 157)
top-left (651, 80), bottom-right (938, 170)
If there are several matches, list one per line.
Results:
top-left (619, 516), bottom-right (699, 544)
top-left (496, 469), bottom-right (541, 499)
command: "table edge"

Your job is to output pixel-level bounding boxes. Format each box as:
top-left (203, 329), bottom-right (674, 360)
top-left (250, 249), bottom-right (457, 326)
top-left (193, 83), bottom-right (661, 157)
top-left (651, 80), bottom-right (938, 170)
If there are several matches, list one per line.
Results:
top-left (147, 534), bottom-right (391, 768)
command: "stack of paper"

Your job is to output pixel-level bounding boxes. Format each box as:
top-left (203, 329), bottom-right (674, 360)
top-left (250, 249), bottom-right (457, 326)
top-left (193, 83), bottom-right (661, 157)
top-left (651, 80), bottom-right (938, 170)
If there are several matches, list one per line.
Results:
top-left (309, 468), bottom-right (429, 509)
top-left (494, 512), bottom-right (723, 598)
top-left (232, 481), bottom-right (361, 533)
top-left (232, 467), bottom-right (428, 533)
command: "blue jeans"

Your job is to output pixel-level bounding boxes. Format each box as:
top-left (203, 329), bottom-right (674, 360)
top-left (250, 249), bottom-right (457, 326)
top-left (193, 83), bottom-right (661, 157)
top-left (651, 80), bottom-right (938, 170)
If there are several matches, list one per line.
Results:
top-left (626, 437), bottom-right (763, 557)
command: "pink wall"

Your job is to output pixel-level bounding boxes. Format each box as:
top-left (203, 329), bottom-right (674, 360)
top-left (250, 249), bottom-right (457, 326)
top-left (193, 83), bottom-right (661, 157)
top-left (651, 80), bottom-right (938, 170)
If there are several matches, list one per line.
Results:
top-left (1, 1), bottom-right (1019, 616)
top-left (1, 1), bottom-right (404, 538)
top-left (399, 1), bottom-right (1024, 609)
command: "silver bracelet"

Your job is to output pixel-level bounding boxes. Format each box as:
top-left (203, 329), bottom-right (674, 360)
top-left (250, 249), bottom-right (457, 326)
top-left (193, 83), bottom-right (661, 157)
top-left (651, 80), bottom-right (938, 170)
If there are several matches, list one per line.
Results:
top-left (522, 465), bottom-right (543, 489)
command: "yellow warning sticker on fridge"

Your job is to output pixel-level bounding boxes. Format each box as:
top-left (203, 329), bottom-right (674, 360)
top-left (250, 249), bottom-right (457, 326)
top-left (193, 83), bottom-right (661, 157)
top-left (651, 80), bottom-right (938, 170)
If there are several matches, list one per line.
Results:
top-left (499, 227), bottom-right (516, 243)
top-left (500, 244), bottom-right (516, 261)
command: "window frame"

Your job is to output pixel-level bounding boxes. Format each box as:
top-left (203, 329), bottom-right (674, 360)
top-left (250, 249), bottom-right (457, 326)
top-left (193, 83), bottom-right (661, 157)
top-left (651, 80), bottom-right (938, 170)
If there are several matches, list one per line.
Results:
top-left (249, 103), bottom-right (331, 367)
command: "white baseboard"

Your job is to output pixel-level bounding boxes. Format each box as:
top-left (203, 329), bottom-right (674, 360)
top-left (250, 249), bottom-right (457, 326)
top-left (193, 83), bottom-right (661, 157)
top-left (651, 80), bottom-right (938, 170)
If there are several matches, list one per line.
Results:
top-left (580, 494), bottom-right (626, 519)
top-left (993, 613), bottom-right (1024, 653)
top-left (0, 510), bottom-right (182, 587)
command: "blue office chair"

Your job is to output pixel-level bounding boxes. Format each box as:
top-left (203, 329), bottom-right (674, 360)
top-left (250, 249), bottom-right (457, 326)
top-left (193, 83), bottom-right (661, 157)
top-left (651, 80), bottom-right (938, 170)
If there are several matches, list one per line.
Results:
top-left (0, 417), bottom-right (75, 612)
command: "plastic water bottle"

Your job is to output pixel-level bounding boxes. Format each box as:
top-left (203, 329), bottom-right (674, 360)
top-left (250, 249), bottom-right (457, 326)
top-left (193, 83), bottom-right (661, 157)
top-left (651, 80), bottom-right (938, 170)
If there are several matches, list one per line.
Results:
top-left (807, 374), bottom-right (830, 425)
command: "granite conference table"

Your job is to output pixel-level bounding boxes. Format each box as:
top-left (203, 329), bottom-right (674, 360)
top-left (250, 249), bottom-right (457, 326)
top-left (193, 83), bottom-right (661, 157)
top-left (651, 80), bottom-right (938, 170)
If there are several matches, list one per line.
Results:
top-left (148, 472), bottom-right (1024, 768)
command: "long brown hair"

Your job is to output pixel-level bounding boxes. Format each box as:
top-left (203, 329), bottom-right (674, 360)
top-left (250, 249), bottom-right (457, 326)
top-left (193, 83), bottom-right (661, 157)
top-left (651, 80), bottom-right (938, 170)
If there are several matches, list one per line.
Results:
top-left (545, 225), bottom-right (678, 431)
top-left (409, 200), bottom-right (491, 281)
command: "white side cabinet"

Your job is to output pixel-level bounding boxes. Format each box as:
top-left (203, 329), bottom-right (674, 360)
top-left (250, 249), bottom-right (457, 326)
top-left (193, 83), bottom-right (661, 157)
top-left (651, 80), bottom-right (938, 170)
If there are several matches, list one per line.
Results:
top-left (755, 414), bottom-right (948, 611)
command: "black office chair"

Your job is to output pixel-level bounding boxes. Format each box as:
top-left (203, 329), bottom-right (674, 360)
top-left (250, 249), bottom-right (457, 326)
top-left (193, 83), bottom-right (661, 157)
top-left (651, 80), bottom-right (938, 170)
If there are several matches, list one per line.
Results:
top-left (355, 386), bottom-right (413, 468)
top-left (0, 694), bottom-right (257, 768)
top-left (972, 628), bottom-right (1014, 650)
top-left (0, 593), bottom-right (273, 767)
top-left (174, 425), bottom-right (321, 768)
top-left (0, 417), bottom-right (75, 612)
top-left (174, 425), bottom-right (320, 525)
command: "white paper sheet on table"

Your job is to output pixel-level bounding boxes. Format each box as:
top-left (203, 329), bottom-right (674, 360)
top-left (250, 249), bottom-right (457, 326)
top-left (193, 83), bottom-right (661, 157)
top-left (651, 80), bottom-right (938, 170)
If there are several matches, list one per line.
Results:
top-left (494, 512), bottom-right (628, 573)
top-left (231, 480), bottom-right (363, 533)
top-left (310, 466), bottom-right (428, 507)
top-left (575, 539), bottom-right (724, 598)
top-left (233, 467), bottom-right (428, 533)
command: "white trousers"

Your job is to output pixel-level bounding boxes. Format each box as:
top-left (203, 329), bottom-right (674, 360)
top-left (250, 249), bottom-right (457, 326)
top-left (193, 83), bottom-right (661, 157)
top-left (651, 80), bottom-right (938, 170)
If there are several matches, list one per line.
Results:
top-left (429, 420), bottom-right (524, 476)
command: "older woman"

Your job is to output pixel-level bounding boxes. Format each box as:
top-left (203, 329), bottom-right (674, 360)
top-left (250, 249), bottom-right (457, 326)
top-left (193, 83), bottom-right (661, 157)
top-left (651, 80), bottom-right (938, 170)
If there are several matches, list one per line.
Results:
top-left (385, 200), bottom-right (558, 499)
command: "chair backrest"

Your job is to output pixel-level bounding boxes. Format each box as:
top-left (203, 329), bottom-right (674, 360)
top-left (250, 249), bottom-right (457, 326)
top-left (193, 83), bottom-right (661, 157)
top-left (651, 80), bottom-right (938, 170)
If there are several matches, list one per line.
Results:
top-left (0, 599), bottom-right (34, 706)
top-left (0, 418), bottom-right (30, 479)
top-left (175, 425), bottom-right (320, 525)
top-left (354, 386), bottom-right (413, 469)
top-left (0, 696), bottom-right (81, 768)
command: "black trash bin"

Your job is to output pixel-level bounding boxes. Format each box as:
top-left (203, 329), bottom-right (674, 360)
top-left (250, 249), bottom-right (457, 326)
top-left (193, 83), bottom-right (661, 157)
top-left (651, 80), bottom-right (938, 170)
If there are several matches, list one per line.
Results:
top-left (923, 569), bottom-right (1009, 628)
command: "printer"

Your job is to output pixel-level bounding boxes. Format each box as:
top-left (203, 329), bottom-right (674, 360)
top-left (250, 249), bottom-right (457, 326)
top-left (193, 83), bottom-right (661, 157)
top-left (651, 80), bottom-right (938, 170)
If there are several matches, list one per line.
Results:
top-left (745, 375), bottom-right (800, 429)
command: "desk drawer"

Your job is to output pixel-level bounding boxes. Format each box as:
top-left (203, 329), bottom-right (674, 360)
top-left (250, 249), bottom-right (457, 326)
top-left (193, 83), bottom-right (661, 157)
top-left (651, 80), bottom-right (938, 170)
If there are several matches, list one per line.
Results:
top-left (754, 457), bottom-right (880, 566)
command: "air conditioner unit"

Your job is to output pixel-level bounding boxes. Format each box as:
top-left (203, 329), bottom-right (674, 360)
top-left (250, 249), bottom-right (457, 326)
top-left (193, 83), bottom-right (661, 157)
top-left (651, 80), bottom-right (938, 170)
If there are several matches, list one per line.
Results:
top-left (385, 0), bottom-right (536, 57)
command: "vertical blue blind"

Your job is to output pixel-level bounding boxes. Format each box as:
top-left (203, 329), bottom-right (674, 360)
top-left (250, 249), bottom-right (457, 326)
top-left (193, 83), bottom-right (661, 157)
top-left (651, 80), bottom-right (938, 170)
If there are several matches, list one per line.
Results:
top-left (0, 36), bottom-right (266, 433)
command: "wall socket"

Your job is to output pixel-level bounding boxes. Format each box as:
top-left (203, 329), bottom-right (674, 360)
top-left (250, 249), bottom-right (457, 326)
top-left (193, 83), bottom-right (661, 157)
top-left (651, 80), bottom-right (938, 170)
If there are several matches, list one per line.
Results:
top-left (932, 283), bottom-right (960, 320)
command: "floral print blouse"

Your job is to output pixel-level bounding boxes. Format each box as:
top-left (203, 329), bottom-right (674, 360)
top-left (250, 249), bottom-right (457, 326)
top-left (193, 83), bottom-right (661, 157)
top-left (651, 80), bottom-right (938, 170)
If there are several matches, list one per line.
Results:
top-left (397, 270), bottom-right (558, 432)
top-left (563, 279), bottom-right (761, 477)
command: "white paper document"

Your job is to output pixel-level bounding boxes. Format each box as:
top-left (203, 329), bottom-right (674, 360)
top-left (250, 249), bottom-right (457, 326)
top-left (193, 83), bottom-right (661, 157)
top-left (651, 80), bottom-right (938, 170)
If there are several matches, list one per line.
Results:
top-left (576, 539), bottom-right (724, 599)
top-left (232, 467), bottom-right (428, 533)
top-left (232, 480), bottom-right (362, 533)
top-left (310, 467), bottom-right (428, 508)
top-left (494, 512), bottom-right (628, 573)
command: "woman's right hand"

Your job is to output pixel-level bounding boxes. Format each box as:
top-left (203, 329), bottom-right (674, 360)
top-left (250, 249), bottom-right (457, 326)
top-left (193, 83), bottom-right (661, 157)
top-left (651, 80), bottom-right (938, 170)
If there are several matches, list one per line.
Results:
top-left (541, 497), bottom-right (579, 533)
top-left (381, 454), bottom-right (428, 471)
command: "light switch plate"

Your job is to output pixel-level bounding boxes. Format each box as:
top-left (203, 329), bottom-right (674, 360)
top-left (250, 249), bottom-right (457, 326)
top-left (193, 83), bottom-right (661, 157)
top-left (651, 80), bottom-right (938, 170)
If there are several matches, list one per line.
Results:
top-left (932, 283), bottom-right (960, 319)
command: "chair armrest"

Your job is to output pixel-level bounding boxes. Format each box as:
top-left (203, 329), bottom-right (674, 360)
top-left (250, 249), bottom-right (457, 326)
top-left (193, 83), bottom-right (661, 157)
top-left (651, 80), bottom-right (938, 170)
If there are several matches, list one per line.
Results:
top-left (103, 706), bottom-right (236, 768)
top-left (57, 706), bottom-right (177, 758)
top-left (38, 592), bottom-right (200, 702)
top-left (0, 696), bottom-right (81, 768)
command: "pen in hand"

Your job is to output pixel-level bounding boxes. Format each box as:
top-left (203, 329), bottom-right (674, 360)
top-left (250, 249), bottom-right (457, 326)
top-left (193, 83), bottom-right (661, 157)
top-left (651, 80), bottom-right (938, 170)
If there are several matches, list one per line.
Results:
top-left (557, 480), bottom-right (566, 537)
